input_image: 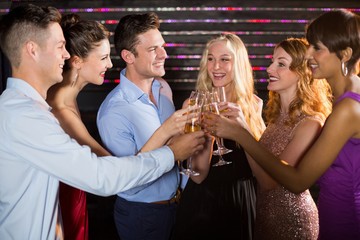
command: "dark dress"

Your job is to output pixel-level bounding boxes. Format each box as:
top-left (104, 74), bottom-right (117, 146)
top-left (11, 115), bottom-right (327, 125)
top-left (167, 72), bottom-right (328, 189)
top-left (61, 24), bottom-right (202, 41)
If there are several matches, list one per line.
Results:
top-left (172, 139), bottom-right (256, 240)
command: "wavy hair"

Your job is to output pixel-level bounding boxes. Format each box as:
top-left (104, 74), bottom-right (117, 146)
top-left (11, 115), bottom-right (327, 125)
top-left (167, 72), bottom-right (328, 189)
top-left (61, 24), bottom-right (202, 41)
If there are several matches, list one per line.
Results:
top-left (196, 33), bottom-right (264, 140)
top-left (265, 38), bottom-right (333, 126)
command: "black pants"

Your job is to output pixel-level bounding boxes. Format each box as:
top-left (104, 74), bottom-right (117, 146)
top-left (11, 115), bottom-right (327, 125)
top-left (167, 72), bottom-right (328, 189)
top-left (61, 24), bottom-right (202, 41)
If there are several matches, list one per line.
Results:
top-left (114, 196), bottom-right (176, 240)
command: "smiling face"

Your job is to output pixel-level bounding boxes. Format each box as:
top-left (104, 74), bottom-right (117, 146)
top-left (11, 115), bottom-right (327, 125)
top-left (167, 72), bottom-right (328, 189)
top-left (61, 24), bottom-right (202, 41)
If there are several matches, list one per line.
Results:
top-left (267, 46), bottom-right (299, 95)
top-left (38, 23), bottom-right (70, 86)
top-left (206, 40), bottom-right (234, 87)
top-left (131, 28), bottom-right (167, 79)
top-left (306, 41), bottom-right (342, 83)
top-left (79, 39), bottom-right (113, 86)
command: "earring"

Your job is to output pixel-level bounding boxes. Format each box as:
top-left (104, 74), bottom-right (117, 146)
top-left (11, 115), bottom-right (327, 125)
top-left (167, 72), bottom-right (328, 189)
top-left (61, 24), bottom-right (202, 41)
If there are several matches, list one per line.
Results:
top-left (341, 62), bottom-right (348, 76)
top-left (71, 71), bottom-right (79, 87)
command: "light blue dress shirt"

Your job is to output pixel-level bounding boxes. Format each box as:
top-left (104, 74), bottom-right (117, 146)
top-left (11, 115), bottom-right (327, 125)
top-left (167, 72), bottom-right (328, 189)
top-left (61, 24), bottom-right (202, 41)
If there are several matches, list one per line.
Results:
top-left (97, 69), bottom-right (179, 202)
top-left (0, 78), bottom-right (175, 240)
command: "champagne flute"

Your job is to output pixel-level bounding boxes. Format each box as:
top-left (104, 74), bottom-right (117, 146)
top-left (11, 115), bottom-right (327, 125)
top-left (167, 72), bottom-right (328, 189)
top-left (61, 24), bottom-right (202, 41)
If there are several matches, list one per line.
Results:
top-left (177, 90), bottom-right (197, 175)
top-left (179, 91), bottom-right (203, 176)
top-left (211, 86), bottom-right (232, 156)
top-left (205, 91), bottom-right (232, 167)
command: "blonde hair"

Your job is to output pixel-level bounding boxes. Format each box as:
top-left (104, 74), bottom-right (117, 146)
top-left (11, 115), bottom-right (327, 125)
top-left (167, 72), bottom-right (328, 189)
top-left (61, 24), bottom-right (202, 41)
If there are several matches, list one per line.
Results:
top-left (196, 33), bottom-right (264, 140)
top-left (265, 38), bottom-right (333, 125)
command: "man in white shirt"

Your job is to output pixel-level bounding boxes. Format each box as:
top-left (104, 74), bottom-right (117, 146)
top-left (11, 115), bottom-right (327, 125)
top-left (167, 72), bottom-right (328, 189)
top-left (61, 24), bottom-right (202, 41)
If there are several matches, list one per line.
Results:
top-left (0, 4), bottom-right (205, 240)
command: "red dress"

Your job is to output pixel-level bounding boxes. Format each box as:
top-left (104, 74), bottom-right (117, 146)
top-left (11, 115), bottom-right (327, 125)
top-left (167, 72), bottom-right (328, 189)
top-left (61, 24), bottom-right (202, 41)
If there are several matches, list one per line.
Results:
top-left (59, 182), bottom-right (88, 240)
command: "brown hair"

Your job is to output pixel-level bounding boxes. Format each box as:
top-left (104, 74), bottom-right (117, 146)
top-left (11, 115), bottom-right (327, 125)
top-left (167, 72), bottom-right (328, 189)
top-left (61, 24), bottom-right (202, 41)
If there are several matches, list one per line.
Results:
top-left (114, 12), bottom-right (160, 61)
top-left (0, 4), bottom-right (61, 67)
top-left (60, 13), bottom-right (110, 72)
top-left (265, 38), bottom-right (332, 126)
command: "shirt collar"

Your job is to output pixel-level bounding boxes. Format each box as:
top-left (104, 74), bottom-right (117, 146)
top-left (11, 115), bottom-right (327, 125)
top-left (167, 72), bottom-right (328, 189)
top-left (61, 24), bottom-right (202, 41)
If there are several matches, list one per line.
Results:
top-left (120, 69), bottom-right (162, 103)
top-left (6, 77), bottom-right (51, 111)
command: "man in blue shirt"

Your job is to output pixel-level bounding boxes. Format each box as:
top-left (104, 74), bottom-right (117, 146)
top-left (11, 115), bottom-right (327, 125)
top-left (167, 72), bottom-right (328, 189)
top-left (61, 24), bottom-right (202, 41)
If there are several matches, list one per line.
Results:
top-left (97, 12), bottom-right (211, 240)
top-left (0, 5), bottom-right (206, 240)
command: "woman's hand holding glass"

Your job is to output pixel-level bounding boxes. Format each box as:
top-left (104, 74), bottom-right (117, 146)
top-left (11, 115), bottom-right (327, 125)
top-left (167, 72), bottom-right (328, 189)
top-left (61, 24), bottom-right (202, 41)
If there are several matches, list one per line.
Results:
top-left (203, 91), bottom-right (232, 167)
top-left (202, 102), bottom-right (252, 145)
top-left (219, 101), bottom-right (255, 137)
top-left (211, 87), bottom-right (233, 156)
top-left (202, 111), bottom-right (238, 145)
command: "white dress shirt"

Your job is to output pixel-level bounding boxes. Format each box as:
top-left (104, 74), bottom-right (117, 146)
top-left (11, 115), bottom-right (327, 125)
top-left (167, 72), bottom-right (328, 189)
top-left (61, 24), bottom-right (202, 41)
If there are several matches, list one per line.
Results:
top-left (0, 78), bottom-right (174, 240)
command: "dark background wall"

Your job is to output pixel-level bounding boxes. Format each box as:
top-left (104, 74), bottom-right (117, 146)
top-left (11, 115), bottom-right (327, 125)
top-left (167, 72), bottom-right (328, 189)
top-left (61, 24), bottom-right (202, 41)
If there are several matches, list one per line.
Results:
top-left (2, 0), bottom-right (360, 141)
top-left (1, 1), bottom-right (359, 239)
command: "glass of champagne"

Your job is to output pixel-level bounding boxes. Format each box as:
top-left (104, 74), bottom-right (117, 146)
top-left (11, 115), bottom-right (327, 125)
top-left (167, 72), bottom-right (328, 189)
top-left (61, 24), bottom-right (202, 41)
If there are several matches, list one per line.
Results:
top-left (205, 91), bottom-right (232, 167)
top-left (211, 86), bottom-right (232, 156)
top-left (179, 91), bottom-right (203, 176)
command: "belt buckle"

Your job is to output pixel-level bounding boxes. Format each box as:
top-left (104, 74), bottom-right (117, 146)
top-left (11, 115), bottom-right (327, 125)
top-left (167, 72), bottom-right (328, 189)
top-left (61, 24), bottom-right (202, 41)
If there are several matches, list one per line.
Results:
top-left (151, 188), bottom-right (181, 205)
top-left (174, 188), bottom-right (181, 203)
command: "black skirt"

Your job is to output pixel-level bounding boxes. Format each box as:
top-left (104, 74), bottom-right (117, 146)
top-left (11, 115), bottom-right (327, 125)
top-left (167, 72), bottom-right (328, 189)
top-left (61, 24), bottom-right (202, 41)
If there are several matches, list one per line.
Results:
top-left (172, 139), bottom-right (257, 240)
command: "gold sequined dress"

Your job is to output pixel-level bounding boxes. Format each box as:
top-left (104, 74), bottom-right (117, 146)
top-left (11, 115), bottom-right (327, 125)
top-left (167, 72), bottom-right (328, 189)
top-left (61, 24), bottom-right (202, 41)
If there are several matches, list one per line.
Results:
top-left (255, 113), bottom-right (319, 240)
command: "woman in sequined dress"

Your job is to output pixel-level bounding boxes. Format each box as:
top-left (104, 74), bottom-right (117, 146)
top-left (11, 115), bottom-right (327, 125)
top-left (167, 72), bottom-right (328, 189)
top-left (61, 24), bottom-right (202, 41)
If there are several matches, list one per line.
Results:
top-left (252, 38), bottom-right (332, 240)
top-left (252, 38), bottom-right (331, 240)
top-left (203, 9), bottom-right (360, 240)
top-left (173, 33), bottom-right (265, 240)
top-left (205, 38), bottom-right (332, 240)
